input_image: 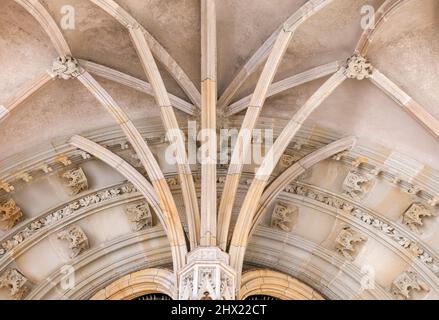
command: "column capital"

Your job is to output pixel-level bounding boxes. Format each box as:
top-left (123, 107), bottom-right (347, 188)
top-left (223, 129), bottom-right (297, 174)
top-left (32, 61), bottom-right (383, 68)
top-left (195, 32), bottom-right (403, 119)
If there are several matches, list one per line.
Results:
top-left (178, 247), bottom-right (237, 300)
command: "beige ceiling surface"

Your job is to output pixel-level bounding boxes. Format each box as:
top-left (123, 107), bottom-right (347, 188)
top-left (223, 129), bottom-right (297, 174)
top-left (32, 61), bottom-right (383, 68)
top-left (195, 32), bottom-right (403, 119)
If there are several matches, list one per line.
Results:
top-left (0, 0), bottom-right (438, 166)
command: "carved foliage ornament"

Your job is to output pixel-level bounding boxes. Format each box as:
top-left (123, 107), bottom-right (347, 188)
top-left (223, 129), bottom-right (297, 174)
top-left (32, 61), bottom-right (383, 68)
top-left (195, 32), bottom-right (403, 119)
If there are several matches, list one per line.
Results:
top-left (124, 202), bottom-right (153, 231)
top-left (335, 226), bottom-right (367, 261)
top-left (344, 54), bottom-right (373, 80)
top-left (52, 56), bottom-right (83, 80)
top-left (0, 269), bottom-right (29, 300)
top-left (0, 199), bottom-right (23, 231)
top-left (283, 182), bottom-right (439, 275)
top-left (391, 271), bottom-right (429, 300)
top-left (0, 184), bottom-right (136, 258)
top-left (402, 203), bottom-right (436, 233)
top-left (57, 225), bottom-right (89, 259)
top-left (342, 170), bottom-right (372, 200)
top-left (271, 202), bottom-right (298, 232)
top-left (61, 167), bottom-right (88, 195)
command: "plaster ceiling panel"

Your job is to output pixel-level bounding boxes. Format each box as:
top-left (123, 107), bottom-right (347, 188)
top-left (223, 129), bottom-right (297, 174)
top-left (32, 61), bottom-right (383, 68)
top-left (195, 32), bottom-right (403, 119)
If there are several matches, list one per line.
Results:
top-left (116, 0), bottom-right (201, 87)
top-left (216, 0), bottom-right (307, 94)
top-left (0, 76), bottom-right (162, 161)
top-left (40, 0), bottom-right (146, 78)
top-left (368, 0), bottom-right (439, 119)
top-left (233, 0), bottom-right (385, 102)
top-left (0, 0), bottom-right (55, 102)
top-left (40, 1), bottom-right (188, 100)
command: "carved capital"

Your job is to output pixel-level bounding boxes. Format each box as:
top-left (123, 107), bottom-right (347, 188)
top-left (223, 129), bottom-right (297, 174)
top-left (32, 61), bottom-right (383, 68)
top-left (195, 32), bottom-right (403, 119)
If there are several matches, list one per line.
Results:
top-left (0, 269), bottom-right (29, 300)
top-left (178, 247), bottom-right (236, 300)
top-left (402, 203), bottom-right (436, 233)
top-left (271, 202), bottom-right (298, 232)
top-left (342, 170), bottom-right (372, 200)
top-left (51, 56), bottom-right (84, 80)
top-left (124, 202), bottom-right (153, 231)
top-left (344, 54), bottom-right (373, 80)
top-left (335, 226), bottom-right (367, 261)
top-left (391, 271), bottom-right (429, 300)
top-left (60, 167), bottom-right (88, 195)
top-left (0, 199), bottom-right (23, 231)
top-left (57, 225), bottom-right (89, 259)
top-left (279, 154), bottom-right (300, 168)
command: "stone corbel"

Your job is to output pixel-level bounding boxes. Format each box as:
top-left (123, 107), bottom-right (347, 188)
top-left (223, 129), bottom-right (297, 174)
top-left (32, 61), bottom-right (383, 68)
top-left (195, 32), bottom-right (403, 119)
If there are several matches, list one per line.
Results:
top-left (124, 202), bottom-right (153, 231)
top-left (270, 202), bottom-right (298, 232)
top-left (57, 225), bottom-right (89, 259)
top-left (51, 56), bottom-right (84, 80)
top-left (402, 203), bottom-right (436, 233)
top-left (335, 226), bottom-right (367, 261)
top-left (0, 199), bottom-right (23, 231)
top-left (0, 268), bottom-right (30, 300)
top-left (391, 270), bottom-right (429, 300)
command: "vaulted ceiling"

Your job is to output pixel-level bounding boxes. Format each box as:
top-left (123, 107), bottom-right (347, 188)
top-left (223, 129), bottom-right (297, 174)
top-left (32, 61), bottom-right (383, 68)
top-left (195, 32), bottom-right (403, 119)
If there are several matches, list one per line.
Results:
top-left (0, 0), bottom-right (438, 300)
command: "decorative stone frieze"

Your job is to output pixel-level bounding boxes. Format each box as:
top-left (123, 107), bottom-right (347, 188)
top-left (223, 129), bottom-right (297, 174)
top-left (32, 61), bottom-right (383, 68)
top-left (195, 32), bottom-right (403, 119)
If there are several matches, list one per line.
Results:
top-left (124, 202), bottom-right (153, 231)
top-left (344, 54), bottom-right (373, 80)
top-left (51, 56), bottom-right (83, 80)
top-left (57, 225), bottom-right (89, 259)
top-left (342, 170), bottom-right (372, 200)
top-left (335, 226), bottom-right (367, 261)
top-left (0, 269), bottom-right (29, 300)
top-left (391, 271), bottom-right (429, 300)
top-left (178, 247), bottom-right (236, 300)
top-left (281, 182), bottom-right (439, 276)
top-left (270, 202), bottom-right (298, 232)
top-left (0, 184), bottom-right (137, 258)
top-left (0, 199), bottom-right (23, 231)
top-left (402, 203), bottom-right (436, 233)
top-left (60, 167), bottom-right (88, 195)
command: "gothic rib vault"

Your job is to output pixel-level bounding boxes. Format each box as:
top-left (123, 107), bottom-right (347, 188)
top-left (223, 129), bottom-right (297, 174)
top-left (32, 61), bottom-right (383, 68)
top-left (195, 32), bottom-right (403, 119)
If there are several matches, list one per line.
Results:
top-left (0, 0), bottom-right (439, 300)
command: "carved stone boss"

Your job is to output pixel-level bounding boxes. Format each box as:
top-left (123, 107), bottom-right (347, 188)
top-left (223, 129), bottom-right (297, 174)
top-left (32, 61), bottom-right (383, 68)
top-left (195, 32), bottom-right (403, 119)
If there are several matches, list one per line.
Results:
top-left (51, 56), bottom-right (83, 80)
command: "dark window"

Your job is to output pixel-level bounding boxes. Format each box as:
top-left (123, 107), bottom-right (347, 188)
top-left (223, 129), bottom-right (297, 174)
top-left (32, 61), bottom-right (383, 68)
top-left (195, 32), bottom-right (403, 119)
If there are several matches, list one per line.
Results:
top-left (134, 293), bottom-right (172, 300)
